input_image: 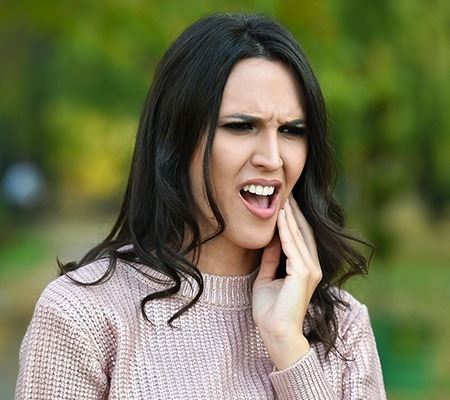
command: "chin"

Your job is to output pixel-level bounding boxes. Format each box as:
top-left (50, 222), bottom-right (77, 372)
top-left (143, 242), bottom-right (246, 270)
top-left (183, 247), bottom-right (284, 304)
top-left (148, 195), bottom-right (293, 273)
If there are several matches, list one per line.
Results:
top-left (247, 237), bottom-right (274, 250)
top-left (228, 228), bottom-right (275, 250)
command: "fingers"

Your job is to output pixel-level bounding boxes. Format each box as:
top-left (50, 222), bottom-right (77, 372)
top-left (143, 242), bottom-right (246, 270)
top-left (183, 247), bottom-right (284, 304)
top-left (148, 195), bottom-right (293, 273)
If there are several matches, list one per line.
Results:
top-left (255, 234), bottom-right (281, 284)
top-left (277, 208), bottom-right (309, 276)
top-left (287, 194), bottom-right (318, 258)
top-left (282, 200), bottom-right (315, 267)
top-left (255, 194), bottom-right (321, 287)
top-left (278, 196), bottom-right (322, 283)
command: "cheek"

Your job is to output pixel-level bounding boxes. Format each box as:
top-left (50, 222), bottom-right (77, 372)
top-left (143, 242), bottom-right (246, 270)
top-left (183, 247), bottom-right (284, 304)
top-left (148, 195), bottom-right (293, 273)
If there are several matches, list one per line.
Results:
top-left (189, 146), bottom-right (213, 221)
top-left (281, 149), bottom-right (307, 206)
top-left (210, 143), bottom-right (244, 192)
top-left (295, 155), bottom-right (307, 182)
top-left (286, 146), bottom-right (308, 187)
top-left (189, 151), bottom-right (203, 196)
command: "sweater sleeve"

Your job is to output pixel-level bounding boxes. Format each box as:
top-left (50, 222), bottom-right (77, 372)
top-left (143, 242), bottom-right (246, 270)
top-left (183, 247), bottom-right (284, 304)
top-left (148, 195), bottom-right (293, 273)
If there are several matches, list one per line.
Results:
top-left (269, 348), bottom-right (338, 399)
top-left (340, 304), bottom-right (386, 400)
top-left (269, 301), bottom-right (386, 400)
top-left (15, 292), bottom-right (109, 400)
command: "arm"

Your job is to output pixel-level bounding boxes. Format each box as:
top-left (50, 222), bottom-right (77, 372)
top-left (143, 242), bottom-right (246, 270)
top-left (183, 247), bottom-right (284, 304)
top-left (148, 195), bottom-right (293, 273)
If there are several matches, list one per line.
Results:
top-left (253, 195), bottom-right (337, 398)
top-left (341, 302), bottom-right (386, 400)
top-left (268, 303), bottom-right (386, 400)
top-left (269, 348), bottom-right (338, 399)
top-left (15, 293), bottom-right (109, 400)
top-left (252, 193), bottom-right (386, 399)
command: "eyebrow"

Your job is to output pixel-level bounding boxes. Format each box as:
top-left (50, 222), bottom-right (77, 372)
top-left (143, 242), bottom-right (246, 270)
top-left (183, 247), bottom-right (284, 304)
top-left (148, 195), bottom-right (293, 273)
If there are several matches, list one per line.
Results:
top-left (222, 113), bottom-right (306, 126)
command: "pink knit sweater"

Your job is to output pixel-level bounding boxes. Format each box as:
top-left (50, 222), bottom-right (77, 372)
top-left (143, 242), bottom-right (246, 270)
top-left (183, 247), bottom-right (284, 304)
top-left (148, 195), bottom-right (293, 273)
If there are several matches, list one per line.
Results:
top-left (16, 260), bottom-right (386, 399)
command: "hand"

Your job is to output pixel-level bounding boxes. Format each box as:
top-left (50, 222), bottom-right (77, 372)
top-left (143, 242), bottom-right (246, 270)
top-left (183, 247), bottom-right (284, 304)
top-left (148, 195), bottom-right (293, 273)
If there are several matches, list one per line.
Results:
top-left (252, 194), bottom-right (323, 370)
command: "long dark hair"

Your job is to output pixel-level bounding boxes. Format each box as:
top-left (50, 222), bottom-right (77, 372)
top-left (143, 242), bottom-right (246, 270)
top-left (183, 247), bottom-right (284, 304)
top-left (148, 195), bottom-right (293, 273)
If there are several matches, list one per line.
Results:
top-left (61, 13), bottom-right (372, 355)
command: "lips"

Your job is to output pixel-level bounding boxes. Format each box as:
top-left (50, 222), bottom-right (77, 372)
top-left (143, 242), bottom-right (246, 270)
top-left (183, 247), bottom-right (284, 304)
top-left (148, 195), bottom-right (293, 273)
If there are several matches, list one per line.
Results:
top-left (239, 180), bottom-right (281, 219)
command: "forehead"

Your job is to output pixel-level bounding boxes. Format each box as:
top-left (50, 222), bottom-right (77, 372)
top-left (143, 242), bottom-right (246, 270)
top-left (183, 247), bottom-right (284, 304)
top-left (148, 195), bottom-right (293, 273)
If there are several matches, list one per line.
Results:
top-left (219, 58), bottom-right (305, 119)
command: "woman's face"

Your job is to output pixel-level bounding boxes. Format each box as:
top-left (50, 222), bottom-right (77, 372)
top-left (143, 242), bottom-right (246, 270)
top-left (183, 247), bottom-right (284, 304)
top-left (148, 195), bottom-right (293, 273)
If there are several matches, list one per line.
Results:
top-left (190, 57), bottom-right (308, 251)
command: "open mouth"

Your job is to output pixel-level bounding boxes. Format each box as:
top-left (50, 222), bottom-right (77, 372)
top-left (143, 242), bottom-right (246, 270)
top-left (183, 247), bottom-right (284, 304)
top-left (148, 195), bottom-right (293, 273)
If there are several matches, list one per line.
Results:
top-left (239, 184), bottom-right (276, 209)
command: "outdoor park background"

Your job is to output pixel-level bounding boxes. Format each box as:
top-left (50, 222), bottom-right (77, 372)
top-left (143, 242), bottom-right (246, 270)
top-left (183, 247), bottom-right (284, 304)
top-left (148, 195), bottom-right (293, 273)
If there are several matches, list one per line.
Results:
top-left (1, 0), bottom-right (449, 398)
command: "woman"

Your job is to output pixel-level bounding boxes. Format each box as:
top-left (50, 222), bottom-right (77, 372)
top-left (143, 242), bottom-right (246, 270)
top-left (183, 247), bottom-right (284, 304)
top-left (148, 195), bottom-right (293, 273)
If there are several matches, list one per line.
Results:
top-left (16, 13), bottom-right (386, 399)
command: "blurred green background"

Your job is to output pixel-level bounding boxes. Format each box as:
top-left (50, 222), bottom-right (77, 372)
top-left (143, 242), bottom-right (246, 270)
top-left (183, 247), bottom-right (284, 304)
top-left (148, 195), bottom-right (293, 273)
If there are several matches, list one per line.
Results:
top-left (1, 0), bottom-right (449, 398)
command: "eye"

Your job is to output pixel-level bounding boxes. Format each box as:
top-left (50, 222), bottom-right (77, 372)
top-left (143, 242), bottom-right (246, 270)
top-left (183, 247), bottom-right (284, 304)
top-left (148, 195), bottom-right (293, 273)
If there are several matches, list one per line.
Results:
top-left (279, 125), bottom-right (308, 137)
top-left (222, 122), bottom-right (255, 132)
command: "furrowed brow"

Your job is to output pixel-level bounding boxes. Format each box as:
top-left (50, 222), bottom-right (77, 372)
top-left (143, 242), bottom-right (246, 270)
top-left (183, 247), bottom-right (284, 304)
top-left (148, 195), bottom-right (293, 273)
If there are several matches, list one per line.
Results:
top-left (222, 114), bottom-right (307, 126)
top-left (222, 113), bottom-right (262, 123)
top-left (285, 119), bottom-right (307, 127)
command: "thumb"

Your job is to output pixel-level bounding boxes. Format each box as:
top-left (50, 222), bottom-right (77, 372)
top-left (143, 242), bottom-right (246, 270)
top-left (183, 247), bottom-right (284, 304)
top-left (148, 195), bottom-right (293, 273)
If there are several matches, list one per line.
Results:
top-left (255, 234), bottom-right (281, 284)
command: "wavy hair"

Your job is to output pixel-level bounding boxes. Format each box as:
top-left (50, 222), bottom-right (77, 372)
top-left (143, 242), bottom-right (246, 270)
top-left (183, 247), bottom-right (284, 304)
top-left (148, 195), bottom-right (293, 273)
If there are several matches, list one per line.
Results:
top-left (61, 13), bottom-right (372, 355)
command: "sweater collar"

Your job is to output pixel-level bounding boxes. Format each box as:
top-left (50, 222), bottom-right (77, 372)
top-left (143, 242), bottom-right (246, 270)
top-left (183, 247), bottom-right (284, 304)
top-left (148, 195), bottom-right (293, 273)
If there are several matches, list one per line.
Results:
top-left (177, 268), bottom-right (258, 309)
top-left (129, 262), bottom-right (258, 309)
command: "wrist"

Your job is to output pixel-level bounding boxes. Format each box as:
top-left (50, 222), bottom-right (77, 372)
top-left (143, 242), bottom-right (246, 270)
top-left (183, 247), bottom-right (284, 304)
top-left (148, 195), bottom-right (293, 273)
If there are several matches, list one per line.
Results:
top-left (261, 332), bottom-right (310, 371)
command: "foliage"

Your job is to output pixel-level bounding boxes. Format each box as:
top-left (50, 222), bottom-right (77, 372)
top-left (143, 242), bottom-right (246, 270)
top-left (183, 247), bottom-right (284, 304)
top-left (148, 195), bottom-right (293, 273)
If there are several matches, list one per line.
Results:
top-left (1, 0), bottom-right (449, 242)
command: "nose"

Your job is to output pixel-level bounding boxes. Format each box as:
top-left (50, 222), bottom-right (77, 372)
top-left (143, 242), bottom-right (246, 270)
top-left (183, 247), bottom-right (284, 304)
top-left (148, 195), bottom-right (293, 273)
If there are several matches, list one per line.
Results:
top-left (250, 131), bottom-right (283, 171)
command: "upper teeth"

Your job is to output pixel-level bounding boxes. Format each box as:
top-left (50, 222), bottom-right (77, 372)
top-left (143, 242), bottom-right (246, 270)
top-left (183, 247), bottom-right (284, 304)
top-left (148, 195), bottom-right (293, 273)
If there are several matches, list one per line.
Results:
top-left (243, 184), bottom-right (275, 196)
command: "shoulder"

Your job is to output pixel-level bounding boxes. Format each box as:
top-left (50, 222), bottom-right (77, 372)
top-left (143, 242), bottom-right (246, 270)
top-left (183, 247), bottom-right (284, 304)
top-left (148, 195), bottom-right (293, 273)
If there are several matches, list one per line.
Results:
top-left (35, 259), bottom-right (143, 325)
top-left (333, 288), bottom-right (367, 313)
top-left (331, 288), bottom-right (372, 337)
top-left (42, 259), bottom-right (124, 299)
top-left (25, 259), bottom-right (147, 361)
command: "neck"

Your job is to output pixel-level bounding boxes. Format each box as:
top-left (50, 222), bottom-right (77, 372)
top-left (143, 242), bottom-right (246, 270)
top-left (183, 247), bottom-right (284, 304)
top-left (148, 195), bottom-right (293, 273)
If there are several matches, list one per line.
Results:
top-left (194, 236), bottom-right (261, 276)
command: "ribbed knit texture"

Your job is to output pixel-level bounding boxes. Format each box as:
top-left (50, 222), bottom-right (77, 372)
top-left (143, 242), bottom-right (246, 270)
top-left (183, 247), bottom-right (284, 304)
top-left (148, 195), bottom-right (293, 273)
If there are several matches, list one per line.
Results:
top-left (15, 260), bottom-right (386, 399)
